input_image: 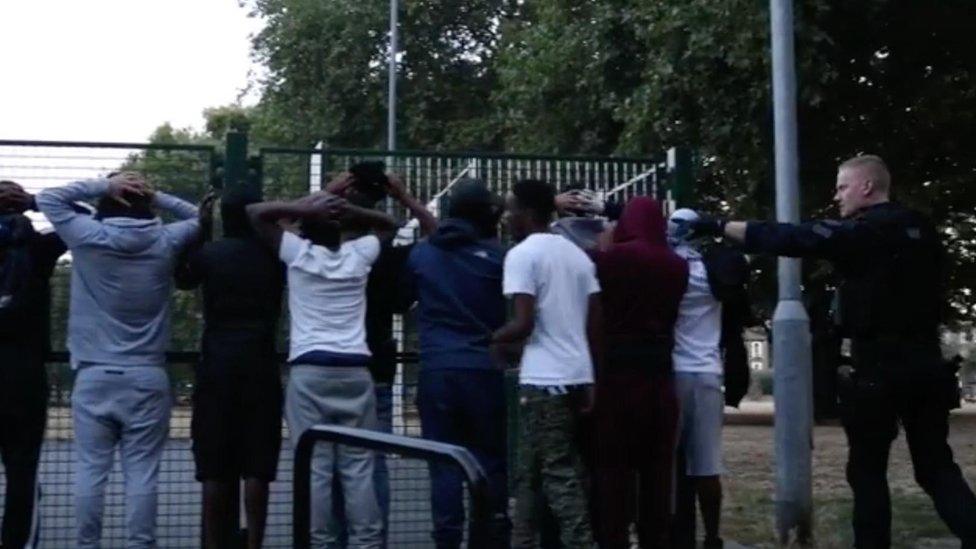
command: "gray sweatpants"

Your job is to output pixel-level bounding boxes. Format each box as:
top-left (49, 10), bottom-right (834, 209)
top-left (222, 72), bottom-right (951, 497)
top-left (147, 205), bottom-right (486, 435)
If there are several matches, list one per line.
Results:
top-left (72, 366), bottom-right (171, 549)
top-left (286, 365), bottom-right (382, 549)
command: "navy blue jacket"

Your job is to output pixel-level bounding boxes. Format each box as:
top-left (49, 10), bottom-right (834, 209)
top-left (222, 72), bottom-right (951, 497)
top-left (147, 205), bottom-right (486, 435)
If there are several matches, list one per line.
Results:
top-left (403, 219), bottom-right (505, 371)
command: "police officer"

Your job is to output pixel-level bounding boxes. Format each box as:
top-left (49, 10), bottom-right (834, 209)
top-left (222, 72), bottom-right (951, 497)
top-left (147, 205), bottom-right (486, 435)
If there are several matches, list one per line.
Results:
top-left (682, 155), bottom-right (976, 548)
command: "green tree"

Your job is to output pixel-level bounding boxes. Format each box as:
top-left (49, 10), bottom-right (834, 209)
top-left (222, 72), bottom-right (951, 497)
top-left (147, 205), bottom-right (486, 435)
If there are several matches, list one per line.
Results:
top-left (491, 0), bottom-right (976, 320)
top-left (141, 0), bottom-right (974, 321)
top-left (243, 0), bottom-right (511, 149)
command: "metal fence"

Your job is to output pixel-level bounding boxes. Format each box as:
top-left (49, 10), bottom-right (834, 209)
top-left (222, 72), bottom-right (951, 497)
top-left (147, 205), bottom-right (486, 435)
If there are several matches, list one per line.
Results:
top-left (260, 146), bottom-right (671, 239)
top-left (0, 137), bottom-right (672, 547)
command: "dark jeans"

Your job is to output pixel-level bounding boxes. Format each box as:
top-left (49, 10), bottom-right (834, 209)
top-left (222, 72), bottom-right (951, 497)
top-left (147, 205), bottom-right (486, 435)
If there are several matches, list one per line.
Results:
top-left (0, 354), bottom-right (46, 549)
top-left (417, 369), bottom-right (510, 549)
top-left (841, 342), bottom-right (976, 548)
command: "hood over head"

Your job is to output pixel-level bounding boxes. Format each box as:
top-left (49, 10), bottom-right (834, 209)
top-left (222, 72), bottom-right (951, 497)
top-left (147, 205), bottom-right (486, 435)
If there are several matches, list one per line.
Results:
top-left (429, 218), bottom-right (485, 250)
top-left (613, 196), bottom-right (667, 246)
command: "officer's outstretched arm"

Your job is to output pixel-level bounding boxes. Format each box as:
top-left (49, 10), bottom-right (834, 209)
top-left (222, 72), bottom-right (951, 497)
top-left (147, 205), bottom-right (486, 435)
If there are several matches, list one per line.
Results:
top-left (688, 216), bottom-right (873, 259)
top-left (737, 219), bottom-right (871, 259)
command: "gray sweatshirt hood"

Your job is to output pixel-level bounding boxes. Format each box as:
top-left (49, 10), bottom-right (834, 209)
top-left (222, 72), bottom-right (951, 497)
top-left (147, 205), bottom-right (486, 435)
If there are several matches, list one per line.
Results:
top-left (99, 217), bottom-right (166, 254)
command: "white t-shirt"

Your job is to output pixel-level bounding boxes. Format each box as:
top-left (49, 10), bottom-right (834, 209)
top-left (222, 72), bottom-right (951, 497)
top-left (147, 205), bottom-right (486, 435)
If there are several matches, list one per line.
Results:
top-left (672, 246), bottom-right (723, 374)
top-left (279, 232), bottom-right (381, 361)
top-left (503, 233), bottom-right (601, 386)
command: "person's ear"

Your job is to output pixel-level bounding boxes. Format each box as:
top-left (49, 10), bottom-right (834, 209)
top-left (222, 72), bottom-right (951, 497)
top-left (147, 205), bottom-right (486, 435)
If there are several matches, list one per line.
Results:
top-left (860, 179), bottom-right (875, 197)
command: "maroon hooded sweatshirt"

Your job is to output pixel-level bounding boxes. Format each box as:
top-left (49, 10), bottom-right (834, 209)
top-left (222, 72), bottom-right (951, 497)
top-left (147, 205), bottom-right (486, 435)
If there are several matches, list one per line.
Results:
top-left (591, 196), bottom-right (689, 354)
top-left (589, 196), bottom-right (689, 549)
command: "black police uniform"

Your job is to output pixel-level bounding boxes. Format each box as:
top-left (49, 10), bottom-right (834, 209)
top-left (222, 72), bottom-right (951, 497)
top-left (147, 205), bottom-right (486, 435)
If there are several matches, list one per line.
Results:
top-left (741, 202), bottom-right (976, 548)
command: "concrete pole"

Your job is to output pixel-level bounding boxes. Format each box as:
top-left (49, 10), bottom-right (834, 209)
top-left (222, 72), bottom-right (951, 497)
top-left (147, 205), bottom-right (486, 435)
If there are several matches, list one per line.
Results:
top-left (387, 0), bottom-right (398, 152)
top-left (769, 0), bottom-right (814, 543)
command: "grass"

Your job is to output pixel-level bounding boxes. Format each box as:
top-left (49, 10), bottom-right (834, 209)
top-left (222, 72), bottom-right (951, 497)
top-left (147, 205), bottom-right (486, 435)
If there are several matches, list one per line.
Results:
top-left (717, 412), bottom-right (976, 547)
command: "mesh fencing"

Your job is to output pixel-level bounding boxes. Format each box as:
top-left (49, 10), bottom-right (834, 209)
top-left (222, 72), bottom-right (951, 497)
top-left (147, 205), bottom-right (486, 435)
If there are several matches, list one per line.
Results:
top-left (0, 141), bottom-right (223, 547)
top-left (260, 147), bottom-right (668, 242)
top-left (3, 363), bottom-right (428, 548)
top-left (0, 140), bottom-right (665, 547)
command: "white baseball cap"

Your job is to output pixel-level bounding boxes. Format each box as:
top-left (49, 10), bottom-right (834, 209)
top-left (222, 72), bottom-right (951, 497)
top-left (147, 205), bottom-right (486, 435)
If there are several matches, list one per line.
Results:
top-left (667, 208), bottom-right (700, 247)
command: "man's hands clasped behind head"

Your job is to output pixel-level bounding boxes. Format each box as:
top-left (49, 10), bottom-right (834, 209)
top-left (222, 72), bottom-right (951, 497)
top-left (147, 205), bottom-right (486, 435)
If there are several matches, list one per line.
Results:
top-left (0, 181), bottom-right (32, 214)
top-left (295, 192), bottom-right (349, 222)
top-left (325, 166), bottom-right (406, 205)
top-left (107, 172), bottom-right (154, 207)
top-left (554, 189), bottom-right (605, 216)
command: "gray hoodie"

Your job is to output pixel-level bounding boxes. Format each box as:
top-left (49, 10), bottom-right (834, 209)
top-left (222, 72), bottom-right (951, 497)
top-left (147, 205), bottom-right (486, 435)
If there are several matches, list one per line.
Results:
top-left (36, 179), bottom-right (199, 368)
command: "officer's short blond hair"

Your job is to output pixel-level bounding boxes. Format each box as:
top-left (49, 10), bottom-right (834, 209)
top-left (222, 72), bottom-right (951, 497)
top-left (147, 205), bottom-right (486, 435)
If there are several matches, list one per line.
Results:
top-left (839, 155), bottom-right (891, 194)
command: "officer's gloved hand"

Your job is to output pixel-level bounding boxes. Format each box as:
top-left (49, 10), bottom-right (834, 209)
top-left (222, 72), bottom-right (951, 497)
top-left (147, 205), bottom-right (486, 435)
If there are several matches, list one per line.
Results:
top-left (677, 216), bottom-right (727, 240)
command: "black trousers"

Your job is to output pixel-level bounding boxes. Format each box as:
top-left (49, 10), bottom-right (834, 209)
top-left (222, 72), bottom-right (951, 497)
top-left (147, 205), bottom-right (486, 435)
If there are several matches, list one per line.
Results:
top-left (0, 354), bottom-right (47, 549)
top-left (841, 342), bottom-right (976, 549)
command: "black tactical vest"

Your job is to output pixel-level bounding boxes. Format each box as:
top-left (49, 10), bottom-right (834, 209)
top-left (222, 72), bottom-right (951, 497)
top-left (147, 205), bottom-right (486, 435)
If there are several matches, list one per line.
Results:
top-left (834, 203), bottom-right (942, 341)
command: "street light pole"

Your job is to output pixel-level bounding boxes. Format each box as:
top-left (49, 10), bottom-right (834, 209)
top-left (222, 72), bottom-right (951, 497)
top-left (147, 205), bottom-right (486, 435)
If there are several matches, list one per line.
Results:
top-left (769, 0), bottom-right (814, 543)
top-left (387, 0), bottom-right (398, 152)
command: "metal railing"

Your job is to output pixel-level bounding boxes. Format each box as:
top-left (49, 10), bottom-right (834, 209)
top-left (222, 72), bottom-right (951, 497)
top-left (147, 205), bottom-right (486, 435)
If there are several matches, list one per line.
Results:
top-left (260, 144), bottom-right (667, 203)
top-left (293, 425), bottom-right (488, 549)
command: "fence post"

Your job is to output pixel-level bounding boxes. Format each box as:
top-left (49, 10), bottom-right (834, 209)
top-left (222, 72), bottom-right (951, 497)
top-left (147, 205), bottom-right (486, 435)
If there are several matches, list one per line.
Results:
top-left (223, 130), bottom-right (253, 200)
top-left (666, 146), bottom-right (694, 208)
top-left (215, 130), bottom-right (250, 544)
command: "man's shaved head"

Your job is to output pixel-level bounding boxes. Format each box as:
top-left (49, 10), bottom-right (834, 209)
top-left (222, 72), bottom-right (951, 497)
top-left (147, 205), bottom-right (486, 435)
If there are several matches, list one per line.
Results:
top-left (838, 155), bottom-right (891, 194)
top-left (834, 154), bottom-right (891, 218)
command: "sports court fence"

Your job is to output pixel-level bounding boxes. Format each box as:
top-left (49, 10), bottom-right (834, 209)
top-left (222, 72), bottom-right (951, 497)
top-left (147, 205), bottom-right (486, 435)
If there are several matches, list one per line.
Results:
top-left (0, 134), bottom-right (685, 547)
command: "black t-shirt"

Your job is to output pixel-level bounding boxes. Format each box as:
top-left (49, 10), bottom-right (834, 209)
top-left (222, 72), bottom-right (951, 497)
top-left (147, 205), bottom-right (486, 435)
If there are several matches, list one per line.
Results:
top-left (364, 240), bottom-right (414, 384)
top-left (0, 231), bottom-right (65, 409)
top-left (177, 238), bottom-right (285, 375)
top-left (0, 231), bottom-right (65, 357)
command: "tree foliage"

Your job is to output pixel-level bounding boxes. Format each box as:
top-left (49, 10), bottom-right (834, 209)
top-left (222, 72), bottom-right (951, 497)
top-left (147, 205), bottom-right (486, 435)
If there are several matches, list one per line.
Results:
top-left (140, 0), bottom-right (976, 320)
top-left (244, 0), bottom-right (512, 149)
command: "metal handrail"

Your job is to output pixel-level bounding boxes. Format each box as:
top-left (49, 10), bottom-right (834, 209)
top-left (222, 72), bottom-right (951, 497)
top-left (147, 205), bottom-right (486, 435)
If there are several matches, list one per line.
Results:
top-left (293, 425), bottom-right (489, 549)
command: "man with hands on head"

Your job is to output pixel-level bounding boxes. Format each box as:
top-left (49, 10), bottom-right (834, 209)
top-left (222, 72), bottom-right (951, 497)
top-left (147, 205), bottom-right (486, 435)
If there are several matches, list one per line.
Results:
top-left (176, 188), bottom-right (282, 549)
top-left (247, 190), bottom-right (396, 549)
top-left (36, 171), bottom-right (206, 549)
top-left (0, 180), bottom-right (71, 549)
top-left (324, 164), bottom-right (437, 547)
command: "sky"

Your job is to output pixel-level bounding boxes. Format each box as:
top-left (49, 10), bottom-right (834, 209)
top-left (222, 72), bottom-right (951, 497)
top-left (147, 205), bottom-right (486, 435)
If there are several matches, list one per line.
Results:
top-left (0, 0), bottom-right (263, 143)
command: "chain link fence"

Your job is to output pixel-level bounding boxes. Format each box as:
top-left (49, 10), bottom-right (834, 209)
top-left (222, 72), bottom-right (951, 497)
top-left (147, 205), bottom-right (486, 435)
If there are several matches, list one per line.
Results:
top-left (0, 138), bottom-right (669, 547)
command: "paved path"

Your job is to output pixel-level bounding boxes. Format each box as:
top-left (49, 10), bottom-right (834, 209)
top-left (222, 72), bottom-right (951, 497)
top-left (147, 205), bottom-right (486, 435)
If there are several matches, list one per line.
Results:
top-left (2, 439), bottom-right (435, 548)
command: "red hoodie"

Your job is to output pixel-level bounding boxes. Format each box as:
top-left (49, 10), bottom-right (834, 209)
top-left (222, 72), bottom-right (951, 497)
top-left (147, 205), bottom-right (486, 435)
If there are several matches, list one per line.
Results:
top-left (591, 197), bottom-right (689, 346)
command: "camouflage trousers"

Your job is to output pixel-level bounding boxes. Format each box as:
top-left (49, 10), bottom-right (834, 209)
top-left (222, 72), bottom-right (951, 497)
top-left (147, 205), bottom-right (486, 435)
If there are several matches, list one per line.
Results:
top-left (512, 386), bottom-right (594, 549)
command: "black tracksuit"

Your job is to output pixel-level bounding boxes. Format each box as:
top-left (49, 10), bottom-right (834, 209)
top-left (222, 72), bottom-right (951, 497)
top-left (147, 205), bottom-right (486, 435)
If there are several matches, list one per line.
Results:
top-left (0, 224), bottom-right (64, 548)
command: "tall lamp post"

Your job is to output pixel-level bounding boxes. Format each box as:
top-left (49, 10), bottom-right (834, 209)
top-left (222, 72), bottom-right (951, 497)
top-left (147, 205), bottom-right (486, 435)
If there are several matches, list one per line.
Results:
top-left (769, 0), bottom-right (814, 543)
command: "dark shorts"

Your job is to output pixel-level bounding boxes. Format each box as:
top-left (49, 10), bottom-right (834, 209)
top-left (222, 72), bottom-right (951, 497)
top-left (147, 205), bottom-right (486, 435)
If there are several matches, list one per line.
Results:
top-left (191, 361), bottom-right (283, 482)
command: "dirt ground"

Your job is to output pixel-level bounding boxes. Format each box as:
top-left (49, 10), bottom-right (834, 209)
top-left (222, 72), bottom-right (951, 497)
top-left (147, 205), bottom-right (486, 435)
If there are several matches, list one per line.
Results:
top-left (722, 404), bottom-right (976, 548)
